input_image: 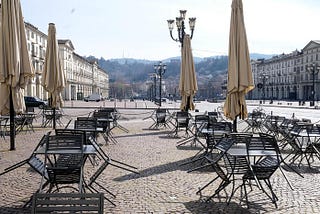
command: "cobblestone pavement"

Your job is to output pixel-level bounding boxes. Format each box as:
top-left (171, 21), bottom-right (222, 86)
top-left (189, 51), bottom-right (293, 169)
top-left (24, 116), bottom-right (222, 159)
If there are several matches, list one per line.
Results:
top-left (0, 106), bottom-right (320, 213)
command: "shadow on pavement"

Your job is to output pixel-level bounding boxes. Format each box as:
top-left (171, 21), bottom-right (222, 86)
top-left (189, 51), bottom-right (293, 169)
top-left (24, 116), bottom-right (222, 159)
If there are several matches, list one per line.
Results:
top-left (183, 200), bottom-right (250, 214)
top-left (114, 130), bottom-right (171, 139)
top-left (113, 156), bottom-right (209, 182)
top-left (0, 206), bottom-right (31, 214)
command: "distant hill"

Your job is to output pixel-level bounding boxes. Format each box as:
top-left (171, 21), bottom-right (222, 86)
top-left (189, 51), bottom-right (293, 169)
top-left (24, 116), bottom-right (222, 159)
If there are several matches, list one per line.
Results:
top-left (249, 53), bottom-right (275, 60)
top-left (86, 53), bottom-right (274, 98)
top-left (88, 53), bottom-right (274, 82)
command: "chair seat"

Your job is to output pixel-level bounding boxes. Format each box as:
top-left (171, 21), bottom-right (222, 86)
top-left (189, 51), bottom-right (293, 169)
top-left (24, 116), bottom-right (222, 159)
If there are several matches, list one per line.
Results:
top-left (243, 165), bottom-right (278, 180)
top-left (47, 166), bottom-right (82, 184)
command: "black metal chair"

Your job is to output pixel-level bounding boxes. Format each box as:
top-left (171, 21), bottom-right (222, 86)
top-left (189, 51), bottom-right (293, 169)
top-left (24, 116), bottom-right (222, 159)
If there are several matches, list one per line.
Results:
top-left (40, 133), bottom-right (86, 193)
top-left (92, 110), bottom-right (118, 144)
top-left (0, 132), bottom-right (50, 179)
top-left (177, 114), bottom-right (208, 147)
top-left (149, 108), bottom-right (171, 129)
top-left (172, 111), bottom-right (192, 139)
top-left (75, 117), bottom-right (98, 141)
top-left (41, 106), bottom-right (63, 128)
top-left (0, 117), bottom-right (8, 139)
top-left (194, 137), bottom-right (235, 201)
top-left (242, 133), bottom-right (281, 208)
top-left (99, 107), bottom-right (129, 133)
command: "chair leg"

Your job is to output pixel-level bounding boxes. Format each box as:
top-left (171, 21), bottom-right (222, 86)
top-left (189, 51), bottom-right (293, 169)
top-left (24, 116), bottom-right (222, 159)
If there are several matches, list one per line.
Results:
top-left (242, 180), bottom-right (250, 209)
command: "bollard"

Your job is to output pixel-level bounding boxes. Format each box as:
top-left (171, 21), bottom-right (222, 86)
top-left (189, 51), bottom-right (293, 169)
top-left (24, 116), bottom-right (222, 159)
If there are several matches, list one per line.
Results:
top-left (124, 100), bottom-right (126, 108)
top-left (103, 101), bottom-right (105, 107)
top-left (71, 101), bottom-right (74, 107)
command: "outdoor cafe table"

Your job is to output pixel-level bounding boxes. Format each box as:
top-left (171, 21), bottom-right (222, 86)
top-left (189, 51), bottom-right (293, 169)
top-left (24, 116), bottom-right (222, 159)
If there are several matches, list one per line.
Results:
top-left (225, 140), bottom-right (294, 190)
top-left (34, 144), bottom-right (96, 155)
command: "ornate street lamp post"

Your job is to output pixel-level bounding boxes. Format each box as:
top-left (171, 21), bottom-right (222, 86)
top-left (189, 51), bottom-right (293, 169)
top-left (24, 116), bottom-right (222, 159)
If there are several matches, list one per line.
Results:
top-left (149, 73), bottom-right (157, 102)
top-left (259, 73), bottom-right (269, 104)
top-left (167, 10), bottom-right (195, 109)
top-left (167, 10), bottom-right (196, 46)
top-left (306, 63), bottom-right (320, 106)
top-left (154, 62), bottom-right (166, 106)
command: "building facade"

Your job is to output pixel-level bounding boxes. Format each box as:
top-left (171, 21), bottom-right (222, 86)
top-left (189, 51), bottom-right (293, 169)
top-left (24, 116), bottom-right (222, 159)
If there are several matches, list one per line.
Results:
top-left (24, 22), bottom-right (109, 101)
top-left (251, 40), bottom-right (320, 102)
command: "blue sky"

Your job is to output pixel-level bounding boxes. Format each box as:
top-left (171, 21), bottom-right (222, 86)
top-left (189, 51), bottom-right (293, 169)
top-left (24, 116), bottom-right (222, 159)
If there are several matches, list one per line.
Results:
top-left (20, 0), bottom-right (320, 60)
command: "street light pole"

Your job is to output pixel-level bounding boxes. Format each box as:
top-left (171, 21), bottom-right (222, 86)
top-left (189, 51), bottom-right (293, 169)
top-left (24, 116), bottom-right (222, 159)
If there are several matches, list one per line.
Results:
top-left (306, 63), bottom-right (320, 106)
top-left (151, 74), bottom-right (157, 102)
top-left (259, 73), bottom-right (269, 104)
top-left (154, 62), bottom-right (166, 106)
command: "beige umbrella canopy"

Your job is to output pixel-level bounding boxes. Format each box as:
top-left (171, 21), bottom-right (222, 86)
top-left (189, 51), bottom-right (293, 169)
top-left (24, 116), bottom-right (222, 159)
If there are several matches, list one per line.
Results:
top-left (0, 0), bottom-right (34, 115)
top-left (224, 0), bottom-right (254, 126)
top-left (42, 23), bottom-right (66, 129)
top-left (0, 0), bottom-right (34, 150)
top-left (42, 23), bottom-right (66, 109)
top-left (179, 34), bottom-right (198, 111)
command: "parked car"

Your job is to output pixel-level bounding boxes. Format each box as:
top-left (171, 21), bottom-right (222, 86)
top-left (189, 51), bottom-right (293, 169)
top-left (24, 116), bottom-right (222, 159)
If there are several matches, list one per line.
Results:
top-left (83, 93), bottom-right (102, 102)
top-left (24, 96), bottom-right (48, 109)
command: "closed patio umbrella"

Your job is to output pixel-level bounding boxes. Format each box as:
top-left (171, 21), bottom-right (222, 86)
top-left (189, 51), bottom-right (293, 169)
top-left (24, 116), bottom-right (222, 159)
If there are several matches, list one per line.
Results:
top-left (0, 0), bottom-right (34, 150)
top-left (179, 34), bottom-right (198, 111)
top-left (42, 23), bottom-right (66, 129)
top-left (223, 0), bottom-right (254, 131)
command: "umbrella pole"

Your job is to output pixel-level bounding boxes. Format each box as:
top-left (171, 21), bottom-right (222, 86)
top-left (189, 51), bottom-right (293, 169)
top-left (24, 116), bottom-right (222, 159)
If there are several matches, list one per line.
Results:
top-left (233, 116), bottom-right (238, 133)
top-left (9, 90), bottom-right (15, 150)
top-left (186, 96), bottom-right (190, 111)
top-left (53, 107), bottom-right (56, 130)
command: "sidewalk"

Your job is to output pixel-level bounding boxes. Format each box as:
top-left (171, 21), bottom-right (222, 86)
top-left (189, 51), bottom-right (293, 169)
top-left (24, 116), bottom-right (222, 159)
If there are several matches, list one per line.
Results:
top-left (0, 108), bottom-right (320, 213)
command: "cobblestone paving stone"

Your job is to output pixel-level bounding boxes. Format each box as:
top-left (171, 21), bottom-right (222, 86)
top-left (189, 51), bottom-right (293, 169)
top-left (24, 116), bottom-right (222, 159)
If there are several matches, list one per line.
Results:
top-left (0, 107), bottom-right (320, 213)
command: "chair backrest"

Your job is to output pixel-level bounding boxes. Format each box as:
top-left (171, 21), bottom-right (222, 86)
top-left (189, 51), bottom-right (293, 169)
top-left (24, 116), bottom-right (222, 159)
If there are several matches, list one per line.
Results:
top-left (195, 114), bottom-right (209, 123)
top-left (176, 111), bottom-right (190, 127)
top-left (210, 121), bottom-right (232, 133)
top-left (229, 133), bottom-right (253, 145)
top-left (223, 153), bottom-right (250, 175)
top-left (32, 192), bottom-right (104, 214)
top-left (156, 108), bottom-right (167, 123)
top-left (249, 133), bottom-right (281, 165)
top-left (98, 108), bottom-right (118, 120)
top-left (156, 108), bottom-right (167, 114)
top-left (93, 110), bottom-right (112, 119)
top-left (250, 134), bottom-right (279, 153)
top-left (215, 137), bottom-right (235, 153)
top-left (208, 111), bottom-right (218, 117)
top-left (74, 118), bottom-right (97, 130)
top-left (47, 133), bottom-right (84, 151)
top-left (55, 129), bottom-right (85, 141)
top-left (47, 136), bottom-right (83, 151)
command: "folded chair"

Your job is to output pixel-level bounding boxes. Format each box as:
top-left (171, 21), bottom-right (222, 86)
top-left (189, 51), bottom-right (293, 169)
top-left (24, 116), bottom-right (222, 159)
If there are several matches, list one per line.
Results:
top-left (0, 132), bottom-right (50, 179)
top-left (194, 137), bottom-right (235, 201)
